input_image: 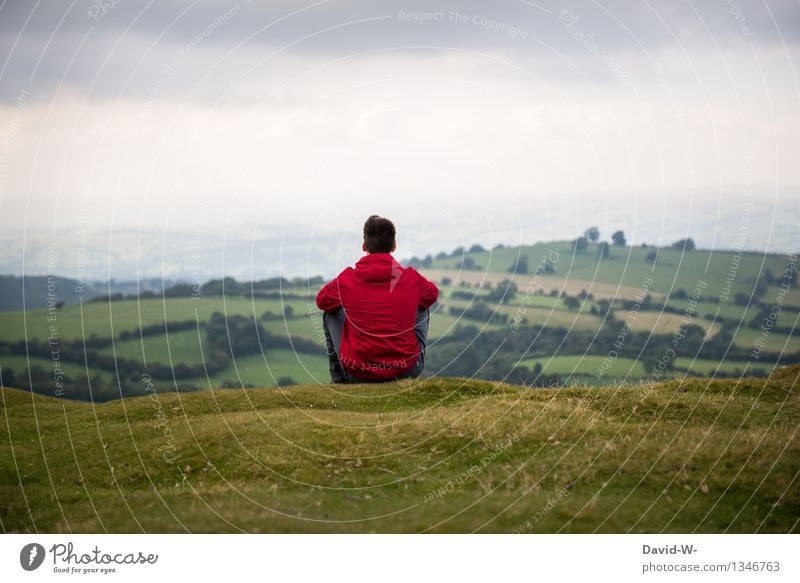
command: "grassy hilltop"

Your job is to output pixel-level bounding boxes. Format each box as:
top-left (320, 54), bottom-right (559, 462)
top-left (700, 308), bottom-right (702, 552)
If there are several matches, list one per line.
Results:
top-left (2, 368), bottom-right (798, 533)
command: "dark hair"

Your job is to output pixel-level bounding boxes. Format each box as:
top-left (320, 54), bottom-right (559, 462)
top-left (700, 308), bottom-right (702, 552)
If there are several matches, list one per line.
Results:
top-left (363, 215), bottom-right (396, 253)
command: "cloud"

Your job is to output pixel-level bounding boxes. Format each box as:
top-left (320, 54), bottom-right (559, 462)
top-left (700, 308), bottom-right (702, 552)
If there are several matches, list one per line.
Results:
top-left (2, 0), bottom-right (798, 103)
top-left (1, 0), bottom-right (798, 257)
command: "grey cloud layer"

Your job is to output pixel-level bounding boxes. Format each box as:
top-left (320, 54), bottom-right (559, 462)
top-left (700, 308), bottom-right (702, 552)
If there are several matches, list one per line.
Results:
top-left (1, 0), bottom-right (798, 103)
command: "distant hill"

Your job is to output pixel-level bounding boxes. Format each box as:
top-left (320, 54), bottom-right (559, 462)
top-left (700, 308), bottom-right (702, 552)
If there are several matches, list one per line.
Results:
top-left (0, 275), bottom-right (183, 312)
top-left (0, 239), bottom-right (796, 399)
top-left (1, 372), bottom-right (797, 533)
top-left (413, 239), bottom-right (795, 300)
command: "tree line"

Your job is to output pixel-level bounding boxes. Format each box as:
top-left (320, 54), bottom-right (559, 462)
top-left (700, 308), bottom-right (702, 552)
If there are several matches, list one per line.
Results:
top-left (426, 320), bottom-right (796, 387)
top-left (0, 311), bottom-right (324, 401)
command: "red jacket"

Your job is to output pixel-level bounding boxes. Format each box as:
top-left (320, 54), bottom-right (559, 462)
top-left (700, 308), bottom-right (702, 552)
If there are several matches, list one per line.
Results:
top-left (316, 253), bottom-right (439, 380)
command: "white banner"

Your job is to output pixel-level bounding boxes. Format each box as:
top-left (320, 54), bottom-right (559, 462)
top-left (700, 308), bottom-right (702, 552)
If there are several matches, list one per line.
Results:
top-left (1, 534), bottom-right (798, 582)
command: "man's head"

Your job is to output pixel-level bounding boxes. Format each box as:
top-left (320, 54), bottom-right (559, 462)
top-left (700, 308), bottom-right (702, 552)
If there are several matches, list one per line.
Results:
top-left (362, 215), bottom-right (396, 254)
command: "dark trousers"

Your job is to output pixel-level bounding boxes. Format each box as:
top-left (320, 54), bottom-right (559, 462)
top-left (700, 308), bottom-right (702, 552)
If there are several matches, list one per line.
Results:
top-left (322, 308), bottom-right (430, 383)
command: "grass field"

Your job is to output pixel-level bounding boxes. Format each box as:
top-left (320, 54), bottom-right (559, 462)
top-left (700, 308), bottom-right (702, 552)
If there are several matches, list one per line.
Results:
top-left (0, 354), bottom-right (112, 385)
top-left (733, 328), bottom-right (800, 353)
top-left (0, 294), bottom-right (792, 393)
top-left (8, 350), bottom-right (770, 391)
top-left (202, 350), bottom-right (329, 386)
top-left (514, 355), bottom-right (647, 379)
top-left (674, 358), bottom-right (772, 376)
top-left (426, 268), bottom-right (650, 301)
top-left (780, 288), bottom-right (800, 308)
top-left (445, 299), bottom-right (605, 332)
top-left (99, 329), bottom-right (207, 365)
top-left (2, 369), bottom-right (798, 533)
top-left (427, 242), bottom-right (791, 298)
top-left (627, 311), bottom-right (719, 337)
top-left (0, 350), bottom-right (330, 391)
top-left (0, 295), bottom-right (498, 347)
top-left (0, 240), bottom-right (796, 395)
top-left (0, 296), bottom-right (315, 343)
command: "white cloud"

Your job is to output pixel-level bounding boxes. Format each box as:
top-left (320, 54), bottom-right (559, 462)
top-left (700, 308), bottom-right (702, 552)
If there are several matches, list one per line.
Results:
top-left (1, 44), bottom-right (798, 235)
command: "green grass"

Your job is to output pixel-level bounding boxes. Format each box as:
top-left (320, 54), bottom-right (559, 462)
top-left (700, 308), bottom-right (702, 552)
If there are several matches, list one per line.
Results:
top-left (444, 298), bottom-right (604, 332)
top-left (426, 309), bottom-right (506, 338)
top-left (0, 296), bottom-right (315, 343)
top-left (0, 295), bottom-right (500, 349)
top-left (0, 354), bottom-right (110, 384)
top-left (99, 329), bottom-right (207, 365)
top-left (627, 311), bottom-right (719, 336)
top-left (779, 288), bottom-right (800, 308)
top-left (515, 355), bottom-right (647, 378)
top-left (776, 309), bottom-right (799, 330)
top-left (674, 358), bottom-right (772, 376)
top-left (733, 328), bottom-right (800, 353)
top-left (515, 355), bottom-right (771, 382)
top-left (202, 350), bottom-right (329, 387)
top-left (0, 346), bottom-right (329, 391)
top-left (1, 251), bottom-right (795, 403)
top-left (2, 371), bottom-right (797, 533)
top-left (261, 315), bottom-right (323, 343)
top-left (664, 299), bottom-right (753, 321)
top-left (428, 242), bottom-right (790, 298)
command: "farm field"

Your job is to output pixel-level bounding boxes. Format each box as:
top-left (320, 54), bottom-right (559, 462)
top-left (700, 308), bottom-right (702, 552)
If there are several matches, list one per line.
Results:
top-left (674, 358), bottom-right (772, 376)
top-left (514, 354), bottom-right (647, 379)
top-left (1, 241), bottom-right (797, 398)
top-left (733, 328), bottom-right (800, 353)
top-left (427, 242), bottom-right (790, 298)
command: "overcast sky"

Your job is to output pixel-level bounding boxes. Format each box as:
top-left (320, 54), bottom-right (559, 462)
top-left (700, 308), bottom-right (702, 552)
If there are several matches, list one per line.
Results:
top-left (0, 0), bottom-right (798, 277)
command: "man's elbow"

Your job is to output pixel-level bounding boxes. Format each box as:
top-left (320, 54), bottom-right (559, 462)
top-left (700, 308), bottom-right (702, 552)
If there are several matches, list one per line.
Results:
top-left (428, 285), bottom-right (440, 305)
top-left (315, 289), bottom-right (333, 311)
top-left (421, 291), bottom-right (438, 309)
top-left (316, 293), bottom-right (341, 313)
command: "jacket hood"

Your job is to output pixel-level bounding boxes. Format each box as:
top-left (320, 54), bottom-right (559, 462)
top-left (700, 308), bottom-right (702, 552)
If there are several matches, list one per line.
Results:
top-left (354, 253), bottom-right (404, 283)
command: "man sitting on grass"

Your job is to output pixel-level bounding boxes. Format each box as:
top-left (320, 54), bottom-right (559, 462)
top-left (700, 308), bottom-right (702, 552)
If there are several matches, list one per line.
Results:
top-left (316, 215), bottom-right (439, 383)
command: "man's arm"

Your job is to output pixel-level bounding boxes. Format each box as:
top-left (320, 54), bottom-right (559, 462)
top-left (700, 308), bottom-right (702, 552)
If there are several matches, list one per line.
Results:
top-left (316, 275), bottom-right (344, 312)
top-left (416, 271), bottom-right (439, 309)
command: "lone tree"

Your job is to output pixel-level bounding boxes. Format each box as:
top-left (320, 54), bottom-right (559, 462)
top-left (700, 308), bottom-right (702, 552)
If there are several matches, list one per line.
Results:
top-left (670, 289), bottom-right (688, 300)
top-left (563, 295), bottom-right (581, 311)
top-left (584, 226), bottom-right (600, 243)
top-left (468, 244), bottom-right (485, 253)
top-left (671, 238), bottom-right (696, 252)
top-left (645, 250), bottom-right (658, 265)
top-left (487, 279), bottom-right (518, 304)
top-left (571, 236), bottom-right (589, 253)
top-left (460, 257), bottom-right (476, 270)
top-left (508, 255), bottom-right (529, 275)
top-left (597, 241), bottom-right (610, 260)
top-left (611, 230), bottom-right (626, 246)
